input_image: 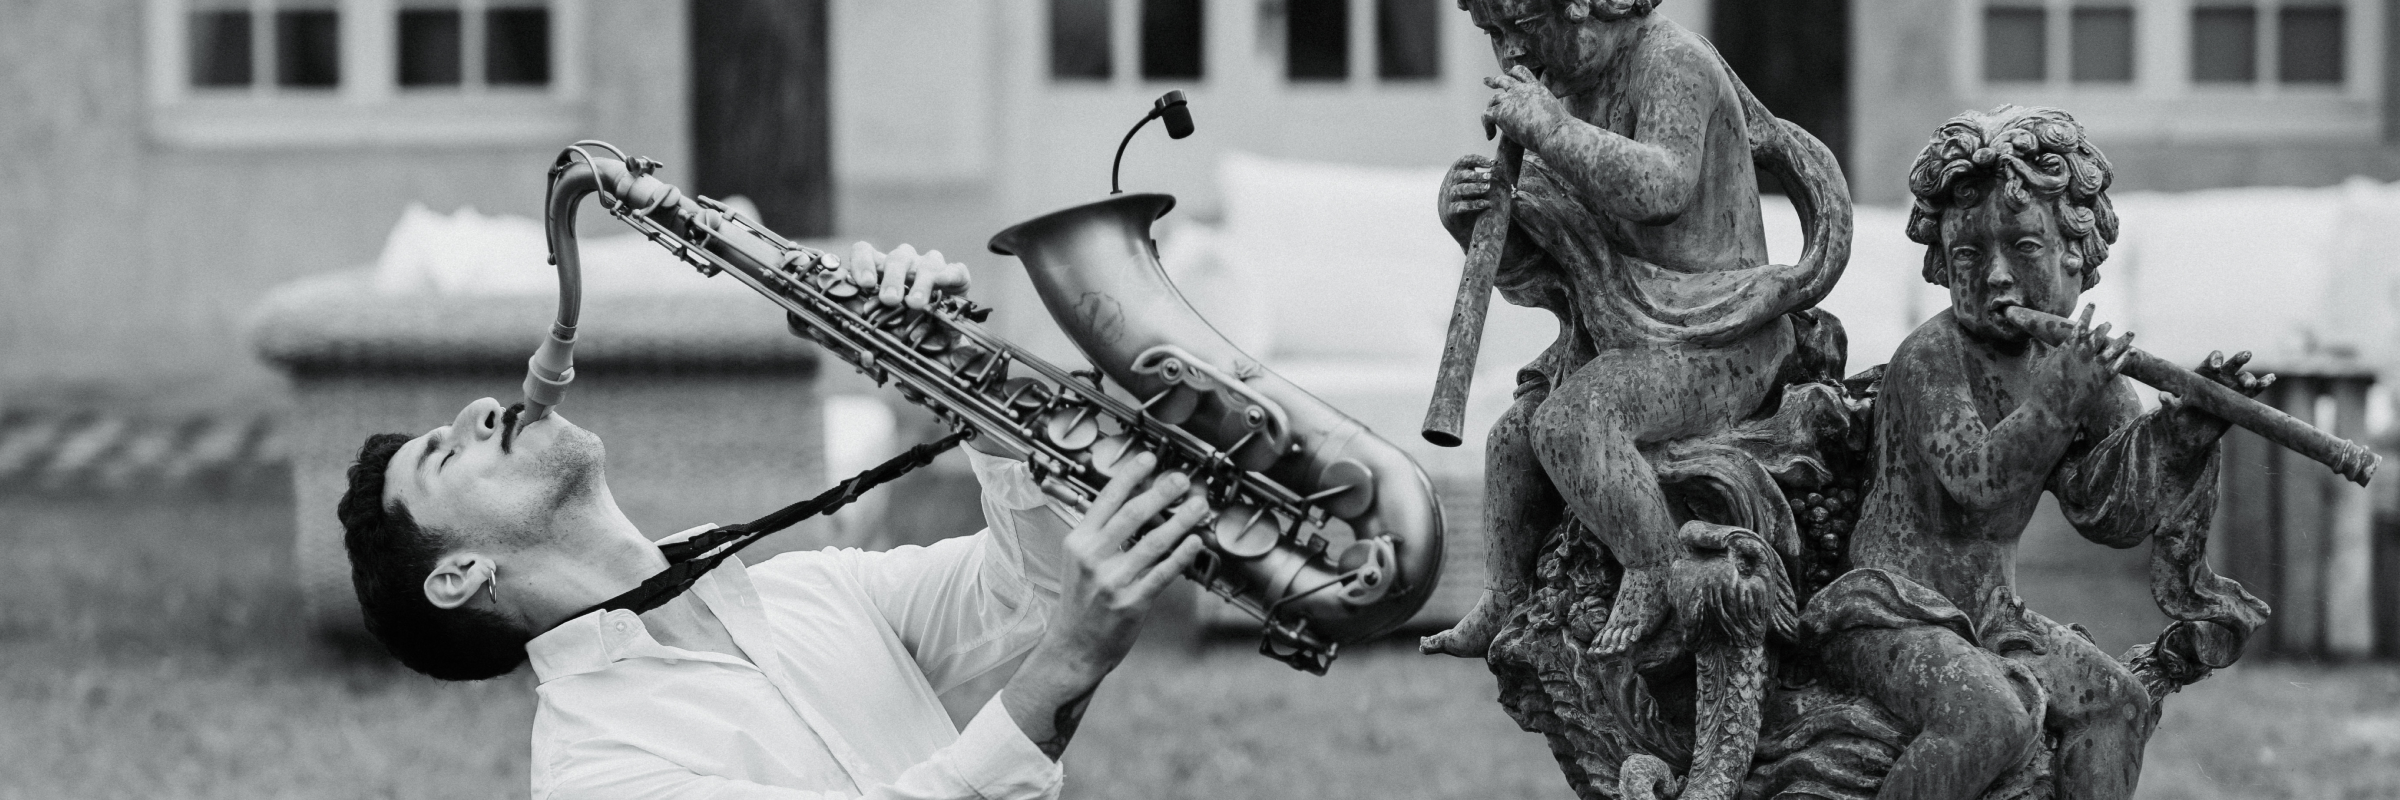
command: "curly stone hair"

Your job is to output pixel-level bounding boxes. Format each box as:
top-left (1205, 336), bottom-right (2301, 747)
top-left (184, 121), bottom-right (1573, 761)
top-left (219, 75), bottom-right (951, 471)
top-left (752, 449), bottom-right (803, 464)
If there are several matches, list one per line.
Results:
top-left (339, 432), bottom-right (530, 681)
top-left (1457, 0), bottom-right (1658, 20)
top-left (1905, 105), bottom-right (2117, 290)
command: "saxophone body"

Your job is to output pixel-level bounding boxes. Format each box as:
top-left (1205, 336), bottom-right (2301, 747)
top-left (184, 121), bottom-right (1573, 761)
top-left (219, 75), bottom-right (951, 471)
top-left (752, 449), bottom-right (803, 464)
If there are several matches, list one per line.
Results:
top-left (545, 145), bottom-right (1443, 672)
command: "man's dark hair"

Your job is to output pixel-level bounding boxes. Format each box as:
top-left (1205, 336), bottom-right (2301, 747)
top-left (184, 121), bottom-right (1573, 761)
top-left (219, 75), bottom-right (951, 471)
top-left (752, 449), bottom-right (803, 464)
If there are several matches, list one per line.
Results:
top-left (339, 432), bottom-right (530, 680)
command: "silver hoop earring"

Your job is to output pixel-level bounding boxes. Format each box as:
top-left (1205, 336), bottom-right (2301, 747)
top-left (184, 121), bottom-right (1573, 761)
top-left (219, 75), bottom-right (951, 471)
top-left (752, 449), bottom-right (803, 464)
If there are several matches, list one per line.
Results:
top-left (485, 566), bottom-right (502, 605)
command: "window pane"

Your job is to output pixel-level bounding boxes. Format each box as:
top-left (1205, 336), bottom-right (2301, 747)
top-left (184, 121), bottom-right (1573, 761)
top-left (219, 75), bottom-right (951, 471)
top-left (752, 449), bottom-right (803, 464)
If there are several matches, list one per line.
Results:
top-left (2278, 6), bottom-right (2343, 83)
top-left (1287, 0), bottom-right (1348, 80)
top-left (188, 9), bottom-right (252, 87)
top-left (275, 8), bottom-right (341, 87)
top-left (2070, 7), bottom-right (2132, 82)
top-left (487, 6), bottom-right (552, 85)
top-left (1377, 0), bottom-right (1439, 79)
top-left (398, 9), bottom-right (462, 86)
top-left (1051, 0), bottom-right (1111, 80)
top-left (2191, 6), bottom-right (2256, 82)
top-left (1141, 0), bottom-right (1203, 79)
top-left (1983, 7), bottom-right (2046, 82)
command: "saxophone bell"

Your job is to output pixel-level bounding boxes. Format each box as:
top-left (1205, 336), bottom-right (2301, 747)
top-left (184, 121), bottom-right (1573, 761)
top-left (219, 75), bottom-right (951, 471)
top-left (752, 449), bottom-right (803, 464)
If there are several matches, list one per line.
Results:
top-left (991, 195), bottom-right (1447, 663)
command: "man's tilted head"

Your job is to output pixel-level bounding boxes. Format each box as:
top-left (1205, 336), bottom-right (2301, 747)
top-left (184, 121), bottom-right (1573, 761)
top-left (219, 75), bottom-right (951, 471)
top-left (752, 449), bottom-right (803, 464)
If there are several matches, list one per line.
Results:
top-left (339, 397), bottom-right (611, 680)
top-left (1906, 105), bottom-right (2118, 344)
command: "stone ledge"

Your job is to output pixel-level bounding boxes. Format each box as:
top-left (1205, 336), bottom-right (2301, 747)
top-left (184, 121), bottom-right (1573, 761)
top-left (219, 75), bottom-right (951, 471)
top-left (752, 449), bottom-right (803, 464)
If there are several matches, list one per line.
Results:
top-left (247, 271), bottom-right (819, 377)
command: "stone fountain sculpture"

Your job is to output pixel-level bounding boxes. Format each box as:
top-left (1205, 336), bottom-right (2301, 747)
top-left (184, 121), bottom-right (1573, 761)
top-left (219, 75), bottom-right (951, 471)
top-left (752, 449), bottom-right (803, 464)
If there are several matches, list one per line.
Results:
top-left (1414, 2), bottom-right (2319, 798)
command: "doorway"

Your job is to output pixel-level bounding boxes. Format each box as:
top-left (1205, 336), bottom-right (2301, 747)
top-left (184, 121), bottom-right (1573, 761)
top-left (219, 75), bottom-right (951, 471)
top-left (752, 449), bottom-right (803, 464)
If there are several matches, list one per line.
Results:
top-left (690, 0), bottom-right (834, 236)
top-left (1712, 0), bottom-right (1850, 189)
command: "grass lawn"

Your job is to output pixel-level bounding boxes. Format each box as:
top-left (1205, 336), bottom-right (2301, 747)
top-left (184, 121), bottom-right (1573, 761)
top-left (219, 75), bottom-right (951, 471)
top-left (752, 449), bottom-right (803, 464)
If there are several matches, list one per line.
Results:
top-left (4, 494), bottom-right (2396, 799)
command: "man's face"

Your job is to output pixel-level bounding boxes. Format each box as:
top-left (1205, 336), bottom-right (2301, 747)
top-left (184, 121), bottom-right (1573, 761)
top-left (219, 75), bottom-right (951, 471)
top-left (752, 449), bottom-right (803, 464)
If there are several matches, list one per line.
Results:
top-left (1941, 196), bottom-right (2082, 345)
top-left (382, 397), bottom-right (605, 550)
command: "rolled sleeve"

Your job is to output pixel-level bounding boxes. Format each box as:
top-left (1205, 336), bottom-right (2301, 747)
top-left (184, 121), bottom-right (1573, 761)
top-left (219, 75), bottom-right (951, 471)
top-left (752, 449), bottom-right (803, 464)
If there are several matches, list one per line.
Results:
top-left (940, 691), bottom-right (1065, 800)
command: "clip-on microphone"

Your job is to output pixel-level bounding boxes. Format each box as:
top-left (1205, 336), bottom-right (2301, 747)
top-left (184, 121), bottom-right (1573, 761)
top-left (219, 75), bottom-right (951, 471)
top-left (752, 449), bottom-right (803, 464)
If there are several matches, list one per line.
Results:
top-left (1110, 90), bottom-right (1195, 195)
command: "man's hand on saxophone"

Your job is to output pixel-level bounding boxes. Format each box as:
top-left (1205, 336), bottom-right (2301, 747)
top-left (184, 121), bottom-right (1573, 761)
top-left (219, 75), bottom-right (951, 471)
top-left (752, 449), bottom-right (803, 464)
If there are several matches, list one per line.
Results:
top-left (844, 241), bottom-right (973, 310)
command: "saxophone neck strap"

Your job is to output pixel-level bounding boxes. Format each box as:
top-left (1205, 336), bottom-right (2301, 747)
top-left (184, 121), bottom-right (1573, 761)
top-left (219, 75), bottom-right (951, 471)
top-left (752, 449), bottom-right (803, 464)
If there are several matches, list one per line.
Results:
top-left (568, 430), bottom-right (972, 621)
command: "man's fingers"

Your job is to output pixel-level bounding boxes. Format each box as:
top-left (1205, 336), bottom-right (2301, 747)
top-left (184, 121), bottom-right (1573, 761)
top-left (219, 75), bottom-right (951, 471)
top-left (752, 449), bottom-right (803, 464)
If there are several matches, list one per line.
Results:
top-left (846, 241), bottom-right (881, 290)
top-left (904, 250), bottom-right (946, 309)
top-left (2075, 304), bottom-right (2096, 334)
top-left (1128, 536), bottom-right (1207, 602)
top-left (1125, 494), bottom-right (1209, 564)
top-left (2226, 351), bottom-right (2254, 372)
top-left (1080, 453), bottom-right (1158, 539)
top-left (1102, 472), bottom-right (1191, 544)
top-left (878, 244), bottom-right (918, 306)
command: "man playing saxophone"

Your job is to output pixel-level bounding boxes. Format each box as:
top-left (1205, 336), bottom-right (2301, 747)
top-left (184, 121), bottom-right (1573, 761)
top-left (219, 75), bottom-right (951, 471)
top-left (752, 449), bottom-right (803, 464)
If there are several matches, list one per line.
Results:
top-left (337, 243), bottom-right (1207, 799)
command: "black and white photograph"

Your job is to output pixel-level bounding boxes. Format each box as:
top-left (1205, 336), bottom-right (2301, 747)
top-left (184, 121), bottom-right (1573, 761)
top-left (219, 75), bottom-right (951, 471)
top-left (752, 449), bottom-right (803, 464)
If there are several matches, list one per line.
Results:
top-left (5, 0), bottom-right (2400, 797)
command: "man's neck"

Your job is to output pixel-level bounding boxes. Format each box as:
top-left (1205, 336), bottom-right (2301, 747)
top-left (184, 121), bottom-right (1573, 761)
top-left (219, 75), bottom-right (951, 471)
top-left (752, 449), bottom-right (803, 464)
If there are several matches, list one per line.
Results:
top-left (514, 494), bottom-right (668, 633)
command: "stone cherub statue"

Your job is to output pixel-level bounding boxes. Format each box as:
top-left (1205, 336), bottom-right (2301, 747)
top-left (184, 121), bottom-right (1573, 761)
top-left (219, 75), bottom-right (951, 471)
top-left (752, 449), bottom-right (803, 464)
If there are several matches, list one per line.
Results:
top-left (1419, 0), bottom-right (1851, 661)
top-left (1799, 104), bottom-right (2271, 799)
top-left (1416, 0), bottom-right (2278, 795)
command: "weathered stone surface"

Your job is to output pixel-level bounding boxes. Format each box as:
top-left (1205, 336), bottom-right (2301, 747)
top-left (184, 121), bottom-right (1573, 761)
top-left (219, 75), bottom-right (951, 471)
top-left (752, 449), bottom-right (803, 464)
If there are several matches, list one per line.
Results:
top-left (1420, 4), bottom-right (2280, 799)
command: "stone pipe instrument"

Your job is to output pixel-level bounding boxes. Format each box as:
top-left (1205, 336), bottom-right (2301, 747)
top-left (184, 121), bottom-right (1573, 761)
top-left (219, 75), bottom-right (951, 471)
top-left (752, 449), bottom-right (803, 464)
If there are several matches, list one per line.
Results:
top-left (1422, 137), bottom-right (1527, 448)
top-left (2002, 305), bottom-right (2378, 486)
top-left (526, 142), bottom-right (1444, 674)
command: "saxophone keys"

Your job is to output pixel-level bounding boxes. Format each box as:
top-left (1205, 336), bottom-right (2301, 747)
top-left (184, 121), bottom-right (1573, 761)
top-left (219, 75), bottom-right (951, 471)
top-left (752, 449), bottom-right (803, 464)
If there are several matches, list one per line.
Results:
top-left (1139, 385), bottom-right (1201, 425)
top-left (942, 342), bottom-right (992, 375)
top-left (905, 317), bottom-right (956, 354)
top-left (822, 276), bottom-right (861, 299)
top-left (1207, 504), bottom-right (1282, 560)
top-left (1002, 377), bottom-right (1052, 414)
top-left (1043, 404), bottom-right (1101, 451)
top-left (1086, 434), bottom-right (1144, 476)
top-left (1311, 459), bottom-right (1377, 520)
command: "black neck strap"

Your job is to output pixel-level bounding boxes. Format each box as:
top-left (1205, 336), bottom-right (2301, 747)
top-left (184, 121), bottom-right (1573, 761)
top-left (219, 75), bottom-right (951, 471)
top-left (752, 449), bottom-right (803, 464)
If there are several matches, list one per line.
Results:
top-left (563, 430), bottom-right (970, 623)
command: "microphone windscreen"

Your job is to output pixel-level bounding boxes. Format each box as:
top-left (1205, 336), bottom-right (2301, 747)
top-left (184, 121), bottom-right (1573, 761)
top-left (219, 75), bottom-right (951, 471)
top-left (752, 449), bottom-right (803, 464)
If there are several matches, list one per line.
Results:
top-left (1162, 103), bottom-right (1195, 139)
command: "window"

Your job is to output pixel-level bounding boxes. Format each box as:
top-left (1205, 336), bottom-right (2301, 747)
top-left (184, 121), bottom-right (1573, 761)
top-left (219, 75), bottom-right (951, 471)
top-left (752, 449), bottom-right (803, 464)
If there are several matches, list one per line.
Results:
top-left (186, 0), bottom-right (341, 90)
top-left (1984, 2), bottom-right (2047, 82)
top-left (1983, 0), bottom-right (2134, 84)
top-left (1047, 0), bottom-right (1207, 82)
top-left (149, 0), bottom-right (578, 148)
top-left (2279, 0), bottom-right (2344, 83)
top-left (2192, 1), bottom-right (2257, 82)
top-left (2069, 2), bottom-right (2133, 82)
top-left (188, 1), bottom-right (253, 87)
top-left (1287, 0), bottom-right (1349, 80)
top-left (2191, 0), bottom-right (2345, 86)
top-left (396, 0), bottom-right (553, 89)
top-left (1142, 0), bottom-right (1203, 79)
top-left (1050, 0), bottom-right (1111, 79)
top-left (1377, 0), bottom-right (1440, 79)
top-left (277, 0), bottom-right (340, 87)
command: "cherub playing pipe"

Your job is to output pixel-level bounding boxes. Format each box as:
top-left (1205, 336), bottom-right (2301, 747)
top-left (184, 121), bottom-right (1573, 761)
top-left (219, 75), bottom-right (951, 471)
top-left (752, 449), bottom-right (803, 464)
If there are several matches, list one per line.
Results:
top-left (1421, 0), bottom-right (1846, 658)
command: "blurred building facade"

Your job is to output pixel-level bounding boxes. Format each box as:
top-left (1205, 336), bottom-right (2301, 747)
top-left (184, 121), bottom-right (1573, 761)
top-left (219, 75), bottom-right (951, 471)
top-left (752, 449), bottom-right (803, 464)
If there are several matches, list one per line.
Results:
top-left (2, 0), bottom-right (2395, 404)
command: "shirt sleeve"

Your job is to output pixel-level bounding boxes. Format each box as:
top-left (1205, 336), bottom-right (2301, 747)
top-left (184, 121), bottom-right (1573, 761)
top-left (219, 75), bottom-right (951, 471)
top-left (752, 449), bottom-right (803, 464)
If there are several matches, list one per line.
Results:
top-left (848, 449), bottom-right (1077, 694)
top-left (541, 693), bottom-right (1063, 800)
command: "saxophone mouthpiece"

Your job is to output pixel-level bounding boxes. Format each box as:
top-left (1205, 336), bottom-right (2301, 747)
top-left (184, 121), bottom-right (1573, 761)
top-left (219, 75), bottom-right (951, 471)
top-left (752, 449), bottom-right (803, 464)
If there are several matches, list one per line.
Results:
top-left (521, 321), bottom-right (577, 425)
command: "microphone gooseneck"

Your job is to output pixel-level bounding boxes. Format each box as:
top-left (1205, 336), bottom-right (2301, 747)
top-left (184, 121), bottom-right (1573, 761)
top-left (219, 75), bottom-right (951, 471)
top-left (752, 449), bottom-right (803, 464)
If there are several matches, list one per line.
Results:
top-left (1109, 90), bottom-right (1194, 195)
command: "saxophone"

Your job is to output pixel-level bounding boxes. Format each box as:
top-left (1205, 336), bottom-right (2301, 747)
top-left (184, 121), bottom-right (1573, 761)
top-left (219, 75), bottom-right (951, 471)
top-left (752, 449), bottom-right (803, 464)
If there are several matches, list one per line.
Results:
top-left (530, 142), bottom-right (1444, 673)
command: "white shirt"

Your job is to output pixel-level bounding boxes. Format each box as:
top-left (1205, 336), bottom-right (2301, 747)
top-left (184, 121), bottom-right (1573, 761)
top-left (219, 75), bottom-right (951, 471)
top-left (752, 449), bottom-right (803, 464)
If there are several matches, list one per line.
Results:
top-left (526, 450), bottom-right (1073, 800)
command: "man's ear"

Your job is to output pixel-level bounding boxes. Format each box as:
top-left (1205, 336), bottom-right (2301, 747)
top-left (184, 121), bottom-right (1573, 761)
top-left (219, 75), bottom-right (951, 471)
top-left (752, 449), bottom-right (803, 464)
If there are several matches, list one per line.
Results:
top-left (424, 552), bottom-right (496, 610)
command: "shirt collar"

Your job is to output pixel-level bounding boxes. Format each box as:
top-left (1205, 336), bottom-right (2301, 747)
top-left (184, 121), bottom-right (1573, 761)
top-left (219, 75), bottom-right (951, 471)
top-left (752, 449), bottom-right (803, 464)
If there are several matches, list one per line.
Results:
top-left (526, 524), bottom-right (724, 682)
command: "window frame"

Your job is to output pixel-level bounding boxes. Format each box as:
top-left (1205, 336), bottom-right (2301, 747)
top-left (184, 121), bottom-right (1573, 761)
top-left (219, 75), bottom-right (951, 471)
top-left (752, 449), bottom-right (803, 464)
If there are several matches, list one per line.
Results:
top-left (1955, 0), bottom-right (2383, 142)
top-left (145, 0), bottom-right (586, 149)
